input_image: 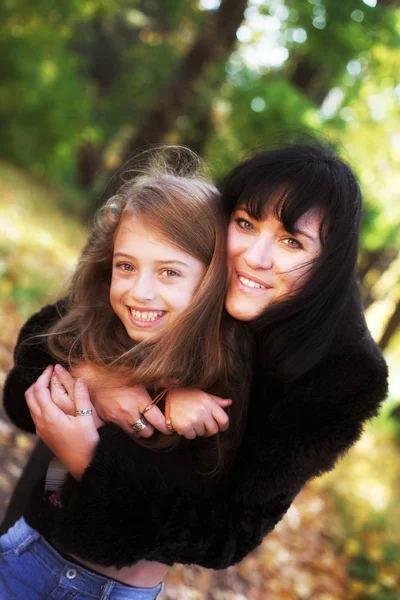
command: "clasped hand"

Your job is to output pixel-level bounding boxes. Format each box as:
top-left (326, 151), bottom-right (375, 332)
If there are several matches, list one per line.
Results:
top-left (72, 362), bottom-right (232, 438)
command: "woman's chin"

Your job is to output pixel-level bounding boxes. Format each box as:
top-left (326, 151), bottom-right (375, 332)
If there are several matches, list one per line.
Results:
top-left (225, 295), bottom-right (263, 321)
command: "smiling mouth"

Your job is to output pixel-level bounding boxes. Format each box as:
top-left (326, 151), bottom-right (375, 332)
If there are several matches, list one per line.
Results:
top-left (236, 272), bottom-right (271, 292)
top-left (127, 307), bottom-right (166, 325)
top-left (238, 275), bottom-right (265, 289)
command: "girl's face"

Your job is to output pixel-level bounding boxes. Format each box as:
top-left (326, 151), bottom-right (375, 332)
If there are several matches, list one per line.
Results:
top-left (110, 217), bottom-right (206, 342)
top-left (225, 207), bottom-right (322, 321)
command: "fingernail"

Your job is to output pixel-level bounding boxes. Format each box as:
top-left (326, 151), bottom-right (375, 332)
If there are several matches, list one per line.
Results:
top-left (54, 364), bottom-right (63, 373)
top-left (76, 378), bottom-right (85, 389)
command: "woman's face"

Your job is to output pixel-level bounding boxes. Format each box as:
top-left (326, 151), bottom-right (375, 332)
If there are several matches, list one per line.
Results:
top-left (225, 206), bottom-right (323, 321)
top-left (110, 217), bottom-right (206, 341)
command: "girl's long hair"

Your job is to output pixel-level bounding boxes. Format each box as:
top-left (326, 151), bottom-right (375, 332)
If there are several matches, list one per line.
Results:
top-left (47, 148), bottom-right (252, 472)
top-left (220, 139), bottom-right (365, 382)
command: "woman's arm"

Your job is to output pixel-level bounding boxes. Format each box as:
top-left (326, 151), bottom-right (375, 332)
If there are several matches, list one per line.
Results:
top-left (3, 301), bottom-right (67, 432)
top-left (52, 344), bottom-right (388, 569)
top-left (230, 344), bottom-right (389, 505)
top-left (53, 424), bottom-right (292, 570)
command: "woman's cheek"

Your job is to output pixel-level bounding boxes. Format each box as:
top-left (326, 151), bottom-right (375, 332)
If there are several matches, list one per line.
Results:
top-left (227, 226), bottom-right (244, 262)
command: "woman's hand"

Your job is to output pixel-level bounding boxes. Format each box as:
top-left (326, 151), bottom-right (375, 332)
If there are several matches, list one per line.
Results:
top-left (25, 365), bottom-right (100, 480)
top-left (167, 389), bottom-right (231, 440)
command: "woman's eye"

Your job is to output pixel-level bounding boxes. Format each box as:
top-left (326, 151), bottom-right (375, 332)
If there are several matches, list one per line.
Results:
top-left (235, 218), bottom-right (254, 231)
top-left (161, 269), bottom-right (180, 277)
top-left (282, 237), bottom-right (302, 250)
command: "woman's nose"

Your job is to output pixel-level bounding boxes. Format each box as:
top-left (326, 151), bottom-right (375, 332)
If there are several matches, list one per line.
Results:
top-left (130, 274), bottom-right (156, 302)
top-left (244, 236), bottom-right (273, 270)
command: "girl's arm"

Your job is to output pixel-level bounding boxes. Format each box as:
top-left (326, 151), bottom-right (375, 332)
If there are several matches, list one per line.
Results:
top-left (71, 362), bottom-right (231, 438)
top-left (25, 366), bottom-right (100, 480)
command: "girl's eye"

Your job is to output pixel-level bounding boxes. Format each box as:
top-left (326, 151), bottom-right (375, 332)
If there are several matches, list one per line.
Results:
top-left (282, 237), bottom-right (302, 250)
top-left (161, 269), bottom-right (180, 277)
top-left (235, 217), bottom-right (254, 231)
top-left (116, 263), bottom-right (134, 272)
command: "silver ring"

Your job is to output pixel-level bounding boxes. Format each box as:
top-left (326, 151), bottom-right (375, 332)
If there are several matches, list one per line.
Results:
top-left (131, 416), bottom-right (148, 432)
top-left (76, 409), bottom-right (93, 416)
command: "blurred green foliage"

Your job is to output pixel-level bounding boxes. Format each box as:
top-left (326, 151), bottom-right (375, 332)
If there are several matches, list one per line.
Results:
top-left (1, 0), bottom-right (398, 355)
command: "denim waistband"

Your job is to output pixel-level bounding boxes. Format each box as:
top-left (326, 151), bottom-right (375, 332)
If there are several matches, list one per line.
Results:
top-left (2, 518), bottom-right (163, 600)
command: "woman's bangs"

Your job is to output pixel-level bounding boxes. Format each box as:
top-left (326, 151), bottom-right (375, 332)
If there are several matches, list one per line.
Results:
top-left (239, 172), bottom-right (327, 237)
top-left (239, 178), bottom-right (285, 220)
top-left (275, 181), bottom-right (323, 235)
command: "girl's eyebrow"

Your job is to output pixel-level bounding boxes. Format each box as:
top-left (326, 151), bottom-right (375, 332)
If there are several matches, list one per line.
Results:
top-left (113, 251), bottom-right (189, 267)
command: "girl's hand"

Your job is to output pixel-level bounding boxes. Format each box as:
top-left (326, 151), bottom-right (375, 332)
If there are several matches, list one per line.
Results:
top-left (51, 364), bottom-right (103, 428)
top-left (25, 366), bottom-right (100, 480)
top-left (49, 365), bottom-right (76, 416)
top-left (70, 362), bottom-right (170, 438)
top-left (167, 389), bottom-right (231, 440)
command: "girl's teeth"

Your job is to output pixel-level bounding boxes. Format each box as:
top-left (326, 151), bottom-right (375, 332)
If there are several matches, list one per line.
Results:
top-left (239, 276), bottom-right (264, 289)
top-left (130, 309), bottom-right (164, 322)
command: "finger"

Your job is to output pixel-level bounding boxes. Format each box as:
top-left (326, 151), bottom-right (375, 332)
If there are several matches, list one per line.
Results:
top-left (132, 422), bottom-right (155, 439)
top-left (50, 374), bottom-right (75, 415)
top-left (74, 379), bottom-right (104, 429)
top-left (203, 417), bottom-right (220, 437)
top-left (141, 404), bottom-right (169, 436)
top-left (211, 405), bottom-right (230, 432)
top-left (193, 421), bottom-right (206, 437)
top-left (74, 379), bottom-right (95, 412)
top-left (35, 365), bottom-right (54, 390)
top-left (181, 427), bottom-right (197, 440)
top-left (25, 386), bottom-right (41, 420)
top-left (208, 394), bottom-right (232, 407)
top-left (32, 378), bottom-right (63, 421)
top-left (215, 398), bottom-right (232, 408)
top-left (54, 364), bottom-right (75, 397)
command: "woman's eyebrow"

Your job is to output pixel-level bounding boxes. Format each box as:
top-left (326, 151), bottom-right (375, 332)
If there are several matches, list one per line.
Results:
top-left (292, 227), bottom-right (317, 242)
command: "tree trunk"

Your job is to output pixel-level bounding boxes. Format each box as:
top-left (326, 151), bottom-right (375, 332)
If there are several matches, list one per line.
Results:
top-left (379, 301), bottom-right (400, 352)
top-left (360, 249), bottom-right (398, 310)
top-left (103, 0), bottom-right (248, 192)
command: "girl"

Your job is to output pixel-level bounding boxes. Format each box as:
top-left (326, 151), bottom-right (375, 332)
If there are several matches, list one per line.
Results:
top-left (0, 152), bottom-right (251, 599)
top-left (2, 141), bottom-right (388, 587)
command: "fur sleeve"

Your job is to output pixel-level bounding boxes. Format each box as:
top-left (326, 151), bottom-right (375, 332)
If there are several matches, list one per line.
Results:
top-left (2, 301), bottom-right (66, 432)
top-left (231, 344), bottom-right (388, 505)
top-left (54, 424), bottom-right (293, 569)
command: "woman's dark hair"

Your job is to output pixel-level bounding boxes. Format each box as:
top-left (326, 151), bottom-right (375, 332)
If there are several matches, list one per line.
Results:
top-left (220, 140), bottom-right (365, 382)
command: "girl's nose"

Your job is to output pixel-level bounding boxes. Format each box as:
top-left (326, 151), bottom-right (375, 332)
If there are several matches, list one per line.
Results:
top-left (244, 236), bottom-right (273, 270)
top-left (130, 274), bottom-right (156, 302)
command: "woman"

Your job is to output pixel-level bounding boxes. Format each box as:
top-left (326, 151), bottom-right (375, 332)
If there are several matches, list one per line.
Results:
top-left (2, 141), bottom-right (387, 579)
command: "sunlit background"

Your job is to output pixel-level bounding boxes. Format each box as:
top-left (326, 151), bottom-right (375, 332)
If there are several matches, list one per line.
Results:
top-left (0, 0), bottom-right (399, 598)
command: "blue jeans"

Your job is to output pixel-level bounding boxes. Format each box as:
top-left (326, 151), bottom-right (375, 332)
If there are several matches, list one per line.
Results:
top-left (0, 518), bottom-right (164, 600)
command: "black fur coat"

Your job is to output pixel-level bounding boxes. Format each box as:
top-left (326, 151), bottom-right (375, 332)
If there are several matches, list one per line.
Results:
top-left (3, 302), bottom-right (388, 569)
